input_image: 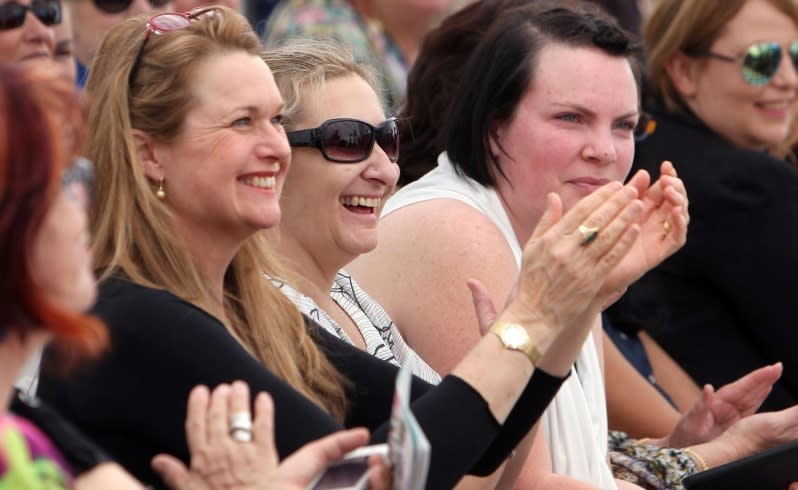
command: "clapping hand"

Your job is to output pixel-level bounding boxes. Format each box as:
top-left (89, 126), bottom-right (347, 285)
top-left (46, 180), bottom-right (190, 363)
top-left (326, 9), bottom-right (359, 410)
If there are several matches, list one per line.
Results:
top-left (601, 161), bottom-right (689, 297)
top-left (152, 381), bottom-right (390, 490)
top-left (666, 363), bottom-right (782, 448)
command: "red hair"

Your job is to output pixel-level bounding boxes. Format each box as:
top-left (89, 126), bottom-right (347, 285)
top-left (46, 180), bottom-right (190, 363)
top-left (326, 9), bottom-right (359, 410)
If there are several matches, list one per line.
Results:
top-left (0, 63), bottom-right (106, 361)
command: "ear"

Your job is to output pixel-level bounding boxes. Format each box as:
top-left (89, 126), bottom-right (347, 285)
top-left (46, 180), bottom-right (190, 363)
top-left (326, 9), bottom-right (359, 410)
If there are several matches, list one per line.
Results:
top-left (488, 120), bottom-right (505, 161)
top-left (664, 51), bottom-right (700, 99)
top-left (132, 129), bottom-right (163, 181)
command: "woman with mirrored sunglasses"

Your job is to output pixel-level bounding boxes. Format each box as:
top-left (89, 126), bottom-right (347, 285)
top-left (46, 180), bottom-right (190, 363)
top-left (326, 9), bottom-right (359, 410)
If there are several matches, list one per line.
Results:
top-left (0, 0), bottom-right (59, 64)
top-left (607, 0), bottom-right (798, 413)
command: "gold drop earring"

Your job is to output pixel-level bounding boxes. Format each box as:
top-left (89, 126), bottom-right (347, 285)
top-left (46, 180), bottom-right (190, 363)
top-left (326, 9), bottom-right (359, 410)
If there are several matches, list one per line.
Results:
top-left (156, 178), bottom-right (166, 200)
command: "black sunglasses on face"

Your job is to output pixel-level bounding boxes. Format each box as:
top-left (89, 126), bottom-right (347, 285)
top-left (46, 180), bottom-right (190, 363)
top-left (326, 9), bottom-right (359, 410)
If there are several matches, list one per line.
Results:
top-left (287, 117), bottom-right (400, 164)
top-left (0, 0), bottom-right (61, 30)
top-left (92, 0), bottom-right (170, 15)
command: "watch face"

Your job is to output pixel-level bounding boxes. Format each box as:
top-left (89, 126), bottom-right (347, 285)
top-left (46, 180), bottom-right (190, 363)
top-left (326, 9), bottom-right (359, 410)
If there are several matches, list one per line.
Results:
top-left (503, 324), bottom-right (528, 349)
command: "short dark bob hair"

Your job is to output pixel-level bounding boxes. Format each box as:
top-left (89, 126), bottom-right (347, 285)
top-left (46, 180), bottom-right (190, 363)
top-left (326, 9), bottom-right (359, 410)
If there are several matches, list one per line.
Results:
top-left (445, 0), bottom-right (641, 187)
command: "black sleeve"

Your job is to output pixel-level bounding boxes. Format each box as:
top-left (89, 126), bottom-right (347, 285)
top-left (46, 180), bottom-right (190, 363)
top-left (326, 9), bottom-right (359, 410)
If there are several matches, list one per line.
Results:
top-left (687, 156), bottom-right (798, 404)
top-left (622, 119), bottom-right (798, 410)
top-left (9, 389), bottom-right (111, 475)
top-left (40, 279), bottom-right (566, 490)
top-left (38, 279), bottom-right (343, 489)
top-left (316, 328), bottom-right (567, 489)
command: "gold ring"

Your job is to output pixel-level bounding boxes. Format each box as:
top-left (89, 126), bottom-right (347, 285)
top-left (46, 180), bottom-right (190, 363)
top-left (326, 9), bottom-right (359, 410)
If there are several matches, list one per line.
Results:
top-left (662, 221), bottom-right (672, 233)
top-left (578, 224), bottom-right (599, 246)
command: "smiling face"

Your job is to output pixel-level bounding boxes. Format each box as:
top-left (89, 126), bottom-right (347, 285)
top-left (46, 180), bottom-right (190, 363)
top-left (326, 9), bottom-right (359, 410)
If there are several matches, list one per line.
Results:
top-left (492, 42), bottom-right (638, 241)
top-left (150, 51), bottom-right (290, 246)
top-left (0, 0), bottom-right (55, 64)
top-left (279, 74), bottom-right (399, 264)
top-left (680, 0), bottom-right (798, 150)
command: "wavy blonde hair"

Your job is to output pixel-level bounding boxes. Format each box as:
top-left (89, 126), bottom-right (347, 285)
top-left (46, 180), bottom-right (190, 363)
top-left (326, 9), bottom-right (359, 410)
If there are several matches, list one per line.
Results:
top-left (261, 39), bottom-right (381, 129)
top-left (86, 7), bottom-right (347, 419)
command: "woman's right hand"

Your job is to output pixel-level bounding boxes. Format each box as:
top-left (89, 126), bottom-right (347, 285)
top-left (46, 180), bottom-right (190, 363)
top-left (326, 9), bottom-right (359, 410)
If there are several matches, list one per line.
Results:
top-left (500, 181), bottom-right (643, 372)
top-left (152, 381), bottom-right (386, 490)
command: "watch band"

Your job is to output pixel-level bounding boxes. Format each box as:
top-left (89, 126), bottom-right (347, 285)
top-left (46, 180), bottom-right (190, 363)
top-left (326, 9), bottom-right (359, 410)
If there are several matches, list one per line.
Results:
top-left (489, 321), bottom-right (544, 366)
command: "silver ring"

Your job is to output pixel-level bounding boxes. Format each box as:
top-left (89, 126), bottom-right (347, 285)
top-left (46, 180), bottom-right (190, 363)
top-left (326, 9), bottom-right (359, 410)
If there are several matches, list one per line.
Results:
top-left (230, 427), bottom-right (252, 443)
top-left (229, 411), bottom-right (252, 442)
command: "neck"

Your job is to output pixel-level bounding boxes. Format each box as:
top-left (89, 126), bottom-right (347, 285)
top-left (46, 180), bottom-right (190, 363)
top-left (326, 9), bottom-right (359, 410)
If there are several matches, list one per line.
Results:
top-left (274, 228), bottom-right (347, 306)
top-left (352, 2), bottom-right (427, 66)
top-left (174, 218), bottom-right (243, 321)
top-left (495, 184), bottom-right (537, 247)
top-left (0, 329), bottom-right (47, 410)
top-left (382, 23), bottom-right (424, 65)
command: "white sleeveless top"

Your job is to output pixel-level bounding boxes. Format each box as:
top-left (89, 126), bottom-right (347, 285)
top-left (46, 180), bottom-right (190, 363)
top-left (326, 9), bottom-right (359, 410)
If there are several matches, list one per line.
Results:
top-left (273, 270), bottom-right (441, 385)
top-left (383, 153), bottom-right (617, 489)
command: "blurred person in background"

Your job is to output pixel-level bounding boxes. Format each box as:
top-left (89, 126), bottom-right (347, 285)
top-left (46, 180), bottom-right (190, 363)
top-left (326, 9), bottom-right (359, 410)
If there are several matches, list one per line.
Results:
top-left (67, 0), bottom-right (172, 85)
top-left (263, 0), bottom-right (471, 110)
top-left (0, 0), bottom-right (60, 64)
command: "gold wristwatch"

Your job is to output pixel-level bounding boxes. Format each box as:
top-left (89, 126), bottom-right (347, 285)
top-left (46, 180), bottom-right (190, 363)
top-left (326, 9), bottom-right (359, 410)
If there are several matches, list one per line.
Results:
top-left (489, 321), bottom-right (543, 366)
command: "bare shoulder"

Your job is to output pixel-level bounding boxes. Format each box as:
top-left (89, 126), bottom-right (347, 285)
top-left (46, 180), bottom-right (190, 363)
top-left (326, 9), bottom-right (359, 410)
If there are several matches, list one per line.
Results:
top-left (349, 198), bottom-right (519, 374)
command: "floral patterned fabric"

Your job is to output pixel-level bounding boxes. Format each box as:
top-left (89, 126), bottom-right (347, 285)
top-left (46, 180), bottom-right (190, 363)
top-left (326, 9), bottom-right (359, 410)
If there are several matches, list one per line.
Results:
top-left (263, 0), bottom-right (408, 110)
top-left (0, 414), bottom-right (72, 489)
top-left (609, 431), bottom-right (701, 490)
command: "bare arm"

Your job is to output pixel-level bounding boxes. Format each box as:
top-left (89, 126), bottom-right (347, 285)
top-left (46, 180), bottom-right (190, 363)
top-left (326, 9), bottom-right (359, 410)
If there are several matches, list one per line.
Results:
top-left (604, 330), bottom-right (680, 438)
top-left (639, 331), bottom-right (701, 413)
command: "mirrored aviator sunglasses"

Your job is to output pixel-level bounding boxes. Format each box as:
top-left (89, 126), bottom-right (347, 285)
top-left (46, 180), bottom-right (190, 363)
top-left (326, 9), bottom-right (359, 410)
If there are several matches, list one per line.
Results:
top-left (287, 117), bottom-right (400, 164)
top-left (0, 0), bottom-right (61, 30)
top-left (92, 0), bottom-right (170, 15)
top-left (700, 40), bottom-right (798, 86)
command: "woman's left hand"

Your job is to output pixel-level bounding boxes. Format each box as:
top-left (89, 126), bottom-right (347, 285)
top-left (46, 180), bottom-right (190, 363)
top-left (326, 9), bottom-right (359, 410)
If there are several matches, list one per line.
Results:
top-left (151, 381), bottom-right (381, 490)
top-left (601, 161), bottom-right (689, 297)
top-left (666, 363), bottom-right (782, 448)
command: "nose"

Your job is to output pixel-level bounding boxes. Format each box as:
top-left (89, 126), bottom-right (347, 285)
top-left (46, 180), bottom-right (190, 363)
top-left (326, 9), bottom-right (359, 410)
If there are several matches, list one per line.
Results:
top-left (580, 127), bottom-right (617, 166)
top-left (22, 10), bottom-right (55, 55)
top-left (255, 125), bottom-right (292, 172)
top-left (773, 50), bottom-right (798, 90)
top-left (363, 144), bottom-right (400, 189)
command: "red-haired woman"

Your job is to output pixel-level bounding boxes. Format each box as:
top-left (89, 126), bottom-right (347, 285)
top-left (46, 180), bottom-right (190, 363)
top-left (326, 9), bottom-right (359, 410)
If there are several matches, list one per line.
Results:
top-left (0, 62), bottom-right (385, 490)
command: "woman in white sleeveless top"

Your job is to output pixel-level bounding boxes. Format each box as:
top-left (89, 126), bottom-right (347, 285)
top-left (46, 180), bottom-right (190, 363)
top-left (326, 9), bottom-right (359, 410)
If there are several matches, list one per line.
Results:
top-left (349, 3), bottom-right (691, 489)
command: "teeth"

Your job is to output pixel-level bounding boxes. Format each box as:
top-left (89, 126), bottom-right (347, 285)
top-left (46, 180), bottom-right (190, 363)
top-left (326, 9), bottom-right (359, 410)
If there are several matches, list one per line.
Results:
top-left (241, 176), bottom-right (275, 189)
top-left (340, 196), bottom-right (381, 208)
top-left (761, 101), bottom-right (790, 109)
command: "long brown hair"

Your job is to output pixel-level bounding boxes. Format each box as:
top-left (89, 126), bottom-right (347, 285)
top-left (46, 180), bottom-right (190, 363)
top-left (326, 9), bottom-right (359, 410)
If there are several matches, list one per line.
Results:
top-left (0, 63), bottom-right (106, 360)
top-left (86, 7), bottom-right (347, 419)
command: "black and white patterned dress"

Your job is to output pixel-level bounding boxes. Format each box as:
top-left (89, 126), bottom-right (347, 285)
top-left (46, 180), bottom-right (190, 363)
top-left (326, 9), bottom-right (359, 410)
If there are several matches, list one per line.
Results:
top-left (273, 270), bottom-right (441, 385)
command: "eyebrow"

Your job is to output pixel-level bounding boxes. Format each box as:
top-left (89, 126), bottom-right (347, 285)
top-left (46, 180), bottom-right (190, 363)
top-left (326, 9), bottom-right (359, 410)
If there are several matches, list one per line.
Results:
top-left (229, 102), bottom-right (285, 115)
top-left (551, 102), bottom-right (639, 121)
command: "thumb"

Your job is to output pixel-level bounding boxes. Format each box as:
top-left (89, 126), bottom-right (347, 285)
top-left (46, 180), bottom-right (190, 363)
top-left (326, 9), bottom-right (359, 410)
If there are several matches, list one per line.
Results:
top-left (152, 454), bottom-right (191, 490)
top-left (466, 279), bottom-right (498, 335)
top-left (530, 193), bottom-right (562, 240)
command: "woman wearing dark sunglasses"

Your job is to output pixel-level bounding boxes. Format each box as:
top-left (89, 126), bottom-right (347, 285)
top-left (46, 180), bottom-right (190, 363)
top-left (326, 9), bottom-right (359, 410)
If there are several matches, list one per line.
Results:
top-left (263, 43), bottom-right (442, 380)
top-left (0, 0), bottom-right (60, 64)
top-left (607, 0), bottom-right (798, 414)
top-left (34, 5), bottom-right (661, 490)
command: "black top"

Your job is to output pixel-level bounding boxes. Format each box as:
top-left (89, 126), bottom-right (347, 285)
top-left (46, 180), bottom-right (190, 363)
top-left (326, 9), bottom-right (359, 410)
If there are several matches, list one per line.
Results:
top-left (38, 278), bottom-right (565, 489)
top-left (608, 111), bottom-right (798, 411)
